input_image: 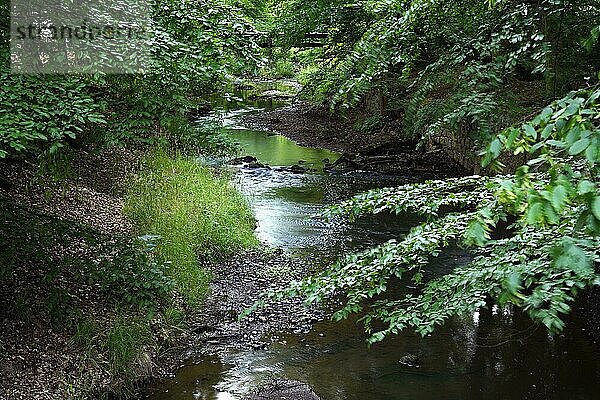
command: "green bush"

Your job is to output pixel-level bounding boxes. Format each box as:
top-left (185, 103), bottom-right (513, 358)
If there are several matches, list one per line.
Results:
top-left (125, 149), bottom-right (258, 306)
top-left (90, 236), bottom-right (175, 309)
top-left (0, 74), bottom-right (106, 157)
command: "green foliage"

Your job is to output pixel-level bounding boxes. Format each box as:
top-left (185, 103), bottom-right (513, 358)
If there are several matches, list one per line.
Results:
top-left (89, 236), bottom-right (175, 309)
top-left (0, 0), bottom-right (263, 158)
top-left (186, 116), bottom-right (239, 156)
top-left (482, 85), bottom-right (599, 234)
top-left (271, 59), bottom-right (296, 78)
top-left (125, 149), bottom-right (258, 306)
top-left (257, 87), bottom-right (599, 341)
top-left (163, 306), bottom-right (187, 327)
top-left (73, 318), bottom-right (102, 352)
top-left (584, 25), bottom-right (600, 52)
top-left (46, 287), bottom-right (78, 329)
top-left (106, 317), bottom-right (152, 377)
top-left (354, 115), bottom-right (385, 133)
top-left (0, 74), bottom-right (106, 157)
top-left (272, 0), bottom-right (599, 143)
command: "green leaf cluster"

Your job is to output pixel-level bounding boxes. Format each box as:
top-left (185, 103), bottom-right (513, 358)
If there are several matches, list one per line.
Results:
top-left (0, 0), bottom-right (263, 158)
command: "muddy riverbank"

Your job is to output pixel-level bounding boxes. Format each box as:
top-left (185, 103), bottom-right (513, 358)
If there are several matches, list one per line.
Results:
top-left (158, 250), bottom-right (325, 359)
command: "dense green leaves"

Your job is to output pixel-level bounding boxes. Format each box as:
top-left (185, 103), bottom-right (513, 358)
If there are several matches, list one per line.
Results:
top-left (482, 86), bottom-right (599, 234)
top-left (89, 235), bottom-right (175, 309)
top-left (0, 0), bottom-right (262, 158)
top-left (0, 74), bottom-right (106, 157)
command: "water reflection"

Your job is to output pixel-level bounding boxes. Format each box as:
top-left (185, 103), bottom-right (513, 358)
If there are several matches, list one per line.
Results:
top-left (223, 122), bottom-right (419, 253)
top-left (150, 311), bottom-right (600, 400)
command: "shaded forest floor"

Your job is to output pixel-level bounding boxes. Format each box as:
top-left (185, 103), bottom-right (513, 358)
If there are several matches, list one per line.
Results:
top-left (0, 147), bottom-right (154, 398)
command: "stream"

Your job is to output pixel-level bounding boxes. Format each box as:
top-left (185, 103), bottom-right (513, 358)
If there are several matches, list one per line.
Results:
top-left (147, 96), bottom-right (600, 400)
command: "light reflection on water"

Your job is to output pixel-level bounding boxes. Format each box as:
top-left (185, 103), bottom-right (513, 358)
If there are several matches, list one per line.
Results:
top-left (221, 113), bottom-right (421, 254)
top-left (150, 310), bottom-right (600, 400)
top-left (231, 165), bottom-right (417, 252)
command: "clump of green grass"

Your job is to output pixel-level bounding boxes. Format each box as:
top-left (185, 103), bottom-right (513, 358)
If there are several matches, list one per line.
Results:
top-left (70, 315), bottom-right (155, 396)
top-left (273, 59), bottom-right (296, 78)
top-left (106, 318), bottom-right (152, 378)
top-left (73, 318), bottom-right (101, 352)
top-left (163, 306), bottom-right (186, 328)
top-left (125, 149), bottom-right (258, 306)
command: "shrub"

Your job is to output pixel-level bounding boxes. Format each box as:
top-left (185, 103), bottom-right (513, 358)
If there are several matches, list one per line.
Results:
top-left (90, 236), bottom-right (175, 309)
top-left (273, 59), bottom-right (296, 78)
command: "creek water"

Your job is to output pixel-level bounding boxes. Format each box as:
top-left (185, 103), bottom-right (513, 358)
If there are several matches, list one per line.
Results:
top-left (147, 98), bottom-right (600, 400)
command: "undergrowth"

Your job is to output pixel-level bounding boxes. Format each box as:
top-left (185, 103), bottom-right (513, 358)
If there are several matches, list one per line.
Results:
top-left (125, 149), bottom-right (259, 306)
top-left (0, 200), bottom-right (168, 397)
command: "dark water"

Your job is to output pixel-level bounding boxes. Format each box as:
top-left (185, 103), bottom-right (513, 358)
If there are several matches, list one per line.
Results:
top-left (152, 312), bottom-right (599, 400)
top-left (148, 101), bottom-right (600, 400)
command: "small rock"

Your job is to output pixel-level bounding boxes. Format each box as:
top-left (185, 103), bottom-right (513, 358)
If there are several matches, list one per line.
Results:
top-left (229, 155), bottom-right (258, 165)
top-left (245, 379), bottom-right (320, 400)
top-left (289, 164), bottom-right (307, 174)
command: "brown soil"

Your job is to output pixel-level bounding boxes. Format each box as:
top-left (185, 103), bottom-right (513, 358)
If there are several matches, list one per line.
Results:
top-left (0, 147), bottom-right (145, 399)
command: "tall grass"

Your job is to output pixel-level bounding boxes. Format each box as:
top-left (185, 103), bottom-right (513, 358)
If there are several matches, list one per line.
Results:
top-left (125, 149), bottom-right (258, 305)
top-left (106, 318), bottom-right (152, 378)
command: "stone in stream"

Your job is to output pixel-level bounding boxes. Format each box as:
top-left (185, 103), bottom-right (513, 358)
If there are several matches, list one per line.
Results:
top-left (398, 353), bottom-right (421, 368)
top-left (245, 379), bottom-right (320, 400)
top-left (228, 155), bottom-right (271, 170)
top-left (246, 161), bottom-right (271, 170)
top-left (289, 164), bottom-right (307, 174)
top-left (229, 155), bottom-right (258, 165)
top-left (273, 165), bottom-right (307, 174)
